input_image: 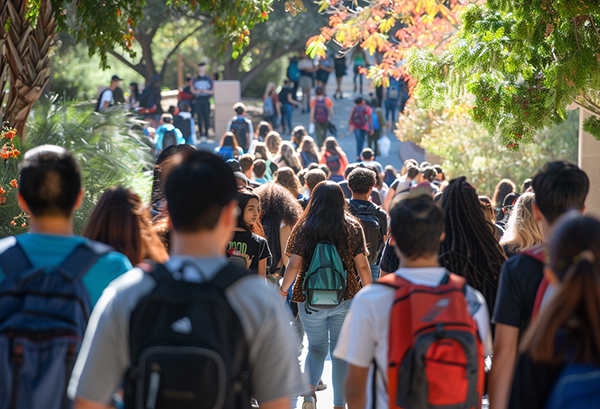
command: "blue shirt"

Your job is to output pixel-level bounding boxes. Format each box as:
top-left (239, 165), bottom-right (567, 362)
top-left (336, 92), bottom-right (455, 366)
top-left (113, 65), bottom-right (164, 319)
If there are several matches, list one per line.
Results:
top-left (154, 124), bottom-right (185, 156)
top-left (0, 233), bottom-right (133, 306)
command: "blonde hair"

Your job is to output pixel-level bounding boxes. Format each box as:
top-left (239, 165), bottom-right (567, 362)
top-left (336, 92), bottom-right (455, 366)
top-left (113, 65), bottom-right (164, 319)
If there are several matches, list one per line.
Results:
top-left (265, 131), bottom-right (282, 156)
top-left (500, 192), bottom-right (543, 253)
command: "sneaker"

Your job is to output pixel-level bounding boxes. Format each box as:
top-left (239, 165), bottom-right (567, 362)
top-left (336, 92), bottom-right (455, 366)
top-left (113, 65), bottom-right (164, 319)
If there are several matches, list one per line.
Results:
top-left (302, 396), bottom-right (316, 409)
top-left (316, 379), bottom-right (327, 391)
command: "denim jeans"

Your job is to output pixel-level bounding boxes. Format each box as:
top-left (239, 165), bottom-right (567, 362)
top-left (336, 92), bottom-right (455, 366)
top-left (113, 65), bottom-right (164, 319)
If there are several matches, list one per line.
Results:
top-left (281, 103), bottom-right (293, 133)
top-left (385, 99), bottom-right (398, 125)
top-left (370, 264), bottom-right (380, 283)
top-left (299, 299), bottom-right (351, 406)
top-left (354, 128), bottom-right (367, 159)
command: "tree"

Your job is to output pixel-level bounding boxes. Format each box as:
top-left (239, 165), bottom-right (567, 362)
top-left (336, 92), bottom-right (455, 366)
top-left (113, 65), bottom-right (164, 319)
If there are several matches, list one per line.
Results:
top-left (307, 0), bottom-right (470, 85)
top-left (407, 1), bottom-right (600, 148)
top-left (0, 0), bottom-right (276, 139)
top-left (396, 97), bottom-right (578, 196)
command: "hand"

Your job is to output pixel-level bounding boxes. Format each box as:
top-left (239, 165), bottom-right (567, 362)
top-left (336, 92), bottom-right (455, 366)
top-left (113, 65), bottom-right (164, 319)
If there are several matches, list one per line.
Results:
top-left (369, 130), bottom-right (374, 136)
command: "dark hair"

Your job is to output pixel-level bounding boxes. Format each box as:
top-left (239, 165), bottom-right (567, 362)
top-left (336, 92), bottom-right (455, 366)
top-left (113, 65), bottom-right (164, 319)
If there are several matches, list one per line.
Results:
top-left (256, 121), bottom-right (272, 140)
top-left (390, 196), bottom-right (444, 260)
top-left (236, 187), bottom-right (265, 237)
top-left (422, 166), bottom-right (437, 182)
top-left (492, 178), bottom-right (516, 209)
top-left (522, 178), bottom-right (532, 192)
top-left (253, 159), bottom-right (267, 178)
top-left (198, 62), bottom-right (206, 67)
top-left (354, 97), bottom-right (364, 105)
top-left (255, 182), bottom-right (303, 227)
top-left (384, 165), bottom-right (398, 186)
top-left (306, 169), bottom-right (327, 191)
top-left (275, 167), bottom-right (301, 198)
top-left (83, 186), bottom-right (168, 265)
top-left (407, 167), bottom-right (420, 179)
top-left (521, 213), bottom-right (600, 366)
top-left (479, 195), bottom-right (496, 228)
top-left (19, 145), bottom-right (81, 217)
top-left (179, 100), bottom-right (191, 112)
top-left (361, 148), bottom-right (374, 161)
top-left (165, 150), bottom-right (237, 232)
top-left (292, 126), bottom-right (307, 148)
top-left (233, 102), bottom-right (246, 115)
top-left (239, 154), bottom-right (254, 173)
top-left (531, 161), bottom-right (589, 224)
top-left (344, 163), bottom-right (360, 179)
top-left (439, 177), bottom-right (506, 313)
top-left (161, 113), bottom-right (173, 123)
top-left (348, 168), bottom-right (376, 194)
top-left (315, 86), bottom-right (324, 96)
top-left (318, 164), bottom-right (330, 178)
top-left (294, 181), bottom-right (359, 261)
top-left (220, 132), bottom-right (239, 149)
top-left (324, 136), bottom-right (341, 155)
top-left (371, 97), bottom-right (380, 108)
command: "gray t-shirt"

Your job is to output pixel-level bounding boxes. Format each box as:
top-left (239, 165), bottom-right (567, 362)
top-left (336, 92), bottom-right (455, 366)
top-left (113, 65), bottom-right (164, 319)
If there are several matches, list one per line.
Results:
top-left (68, 255), bottom-right (308, 405)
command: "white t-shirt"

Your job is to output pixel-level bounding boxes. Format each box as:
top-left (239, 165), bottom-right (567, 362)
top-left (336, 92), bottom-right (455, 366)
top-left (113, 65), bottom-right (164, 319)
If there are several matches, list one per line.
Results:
top-left (98, 89), bottom-right (113, 111)
top-left (333, 267), bottom-right (492, 409)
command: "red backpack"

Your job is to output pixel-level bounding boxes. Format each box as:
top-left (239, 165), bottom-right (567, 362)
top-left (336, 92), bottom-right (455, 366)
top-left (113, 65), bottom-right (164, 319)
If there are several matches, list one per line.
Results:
top-left (351, 105), bottom-right (367, 128)
top-left (314, 98), bottom-right (329, 123)
top-left (378, 272), bottom-right (485, 409)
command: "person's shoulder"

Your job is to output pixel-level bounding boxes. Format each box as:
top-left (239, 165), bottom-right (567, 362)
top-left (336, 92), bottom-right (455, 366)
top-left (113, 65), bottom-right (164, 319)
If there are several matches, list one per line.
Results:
top-left (503, 252), bottom-right (544, 275)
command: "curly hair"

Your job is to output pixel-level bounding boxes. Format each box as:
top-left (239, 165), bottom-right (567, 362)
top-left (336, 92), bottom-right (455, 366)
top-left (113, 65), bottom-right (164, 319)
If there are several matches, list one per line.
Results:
top-left (440, 177), bottom-right (506, 314)
top-left (254, 182), bottom-right (303, 227)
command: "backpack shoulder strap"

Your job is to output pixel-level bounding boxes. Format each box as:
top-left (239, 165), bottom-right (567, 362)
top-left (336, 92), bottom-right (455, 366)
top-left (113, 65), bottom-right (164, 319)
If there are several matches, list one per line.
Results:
top-left (376, 272), bottom-right (409, 289)
top-left (520, 244), bottom-right (546, 264)
top-left (531, 276), bottom-right (549, 321)
top-left (211, 264), bottom-right (252, 291)
top-left (0, 238), bottom-right (33, 279)
top-left (60, 241), bottom-right (114, 280)
top-left (445, 272), bottom-right (468, 294)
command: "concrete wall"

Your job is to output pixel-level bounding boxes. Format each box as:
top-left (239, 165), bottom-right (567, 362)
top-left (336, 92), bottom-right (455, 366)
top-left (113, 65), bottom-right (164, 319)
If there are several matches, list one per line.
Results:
top-left (579, 109), bottom-right (600, 217)
top-left (213, 81), bottom-right (241, 139)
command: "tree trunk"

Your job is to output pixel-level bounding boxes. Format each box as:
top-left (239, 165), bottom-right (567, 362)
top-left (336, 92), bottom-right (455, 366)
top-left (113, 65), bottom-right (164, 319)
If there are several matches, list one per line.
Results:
top-left (239, 43), bottom-right (305, 92)
top-left (1, 0), bottom-right (56, 141)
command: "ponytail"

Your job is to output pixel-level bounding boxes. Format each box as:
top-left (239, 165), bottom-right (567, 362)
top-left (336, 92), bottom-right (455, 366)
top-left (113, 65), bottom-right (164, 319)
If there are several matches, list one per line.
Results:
top-left (521, 256), bottom-right (600, 366)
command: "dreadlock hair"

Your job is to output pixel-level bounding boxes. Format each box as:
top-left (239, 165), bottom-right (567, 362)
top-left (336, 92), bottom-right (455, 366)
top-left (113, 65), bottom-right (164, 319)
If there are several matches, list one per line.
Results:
top-left (439, 176), bottom-right (507, 314)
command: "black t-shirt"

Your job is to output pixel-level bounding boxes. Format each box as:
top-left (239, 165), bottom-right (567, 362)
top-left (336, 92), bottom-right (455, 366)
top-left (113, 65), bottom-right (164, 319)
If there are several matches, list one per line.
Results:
top-left (279, 87), bottom-right (292, 104)
top-left (509, 353), bottom-right (563, 409)
top-left (348, 199), bottom-right (388, 264)
top-left (492, 253), bottom-right (544, 333)
top-left (227, 230), bottom-right (271, 273)
top-left (193, 75), bottom-right (213, 100)
top-left (380, 237), bottom-right (399, 273)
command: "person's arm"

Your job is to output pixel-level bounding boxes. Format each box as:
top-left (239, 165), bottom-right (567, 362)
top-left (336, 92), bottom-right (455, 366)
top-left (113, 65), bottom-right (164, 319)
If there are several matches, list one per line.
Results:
top-left (309, 106), bottom-right (315, 125)
top-left (258, 258), bottom-right (267, 277)
top-left (348, 107), bottom-right (355, 131)
top-left (367, 111), bottom-right (374, 135)
top-left (488, 323), bottom-right (520, 409)
top-left (74, 398), bottom-right (111, 409)
top-left (247, 120), bottom-right (254, 139)
top-left (345, 364), bottom-right (370, 409)
top-left (287, 93), bottom-right (298, 107)
top-left (383, 186), bottom-right (396, 212)
top-left (354, 253), bottom-right (372, 286)
top-left (260, 397), bottom-right (292, 409)
top-left (102, 100), bottom-right (110, 111)
top-left (279, 224), bottom-right (292, 269)
top-left (281, 254), bottom-right (303, 293)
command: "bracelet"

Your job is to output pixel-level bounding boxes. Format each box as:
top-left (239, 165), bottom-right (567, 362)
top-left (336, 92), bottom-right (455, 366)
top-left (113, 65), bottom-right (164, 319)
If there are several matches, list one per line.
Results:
top-left (279, 287), bottom-right (288, 296)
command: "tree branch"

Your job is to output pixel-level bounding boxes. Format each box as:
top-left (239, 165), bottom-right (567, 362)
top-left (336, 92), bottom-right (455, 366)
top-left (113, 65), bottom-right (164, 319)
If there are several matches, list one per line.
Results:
top-left (240, 42), bottom-right (305, 91)
top-left (160, 24), bottom-right (204, 79)
top-left (108, 50), bottom-right (146, 77)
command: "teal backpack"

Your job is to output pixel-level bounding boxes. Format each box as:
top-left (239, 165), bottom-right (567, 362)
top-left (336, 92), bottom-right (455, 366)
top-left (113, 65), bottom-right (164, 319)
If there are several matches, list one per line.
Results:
top-left (303, 241), bottom-right (347, 313)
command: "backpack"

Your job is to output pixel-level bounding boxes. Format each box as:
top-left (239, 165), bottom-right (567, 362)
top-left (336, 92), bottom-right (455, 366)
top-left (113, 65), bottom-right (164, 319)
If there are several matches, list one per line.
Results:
top-left (0, 239), bottom-right (111, 409)
top-left (217, 146), bottom-right (239, 161)
top-left (522, 245), bottom-right (549, 321)
top-left (124, 262), bottom-right (252, 409)
top-left (263, 96), bottom-right (275, 118)
top-left (302, 241), bottom-right (347, 313)
top-left (288, 61), bottom-right (301, 82)
top-left (229, 117), bottom-right (250, 152)
top-left (138, 88), bottom-right (154, 109)
top-left (387, 78), bottom-right (401, 101)
top-left (371, 111), bottom-right (380, 131)
top-left (161, 129), bottom-right (178, 151)
top-left (377, 272), bottom-right (485, 409)
top-left (94, 89), bottom-right (111, 112)
top-left (172, 115), bottom-right (192, 143)
top-left (545, 364), bottom-right (600, 409)
top-left (348, 200), bottom-right (382, 265)
top-left (226, 248), bottom-right (251, 270)
top-left (314, 98), bottom-right (329, 123)
top-left (262, 216), bottom-right (283, 276)
top-left (351, 105), bottom-right (367, 128)
top-left (325, 152), bottom-right (342, 174)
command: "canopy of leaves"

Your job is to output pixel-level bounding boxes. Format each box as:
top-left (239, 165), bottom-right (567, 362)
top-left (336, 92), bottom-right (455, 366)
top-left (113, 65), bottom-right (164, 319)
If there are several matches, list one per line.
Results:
top-left (407, 1), bottom-right (600, 148)
top-left (396, 97), bottom-right (578, 196)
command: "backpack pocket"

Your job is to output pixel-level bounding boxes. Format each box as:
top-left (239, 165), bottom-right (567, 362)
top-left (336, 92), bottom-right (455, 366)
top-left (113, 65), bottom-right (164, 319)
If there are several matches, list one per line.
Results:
top-left (134, 346), bottom-right (226, 409)
top-left (305, 267), bottom-right (346, 310)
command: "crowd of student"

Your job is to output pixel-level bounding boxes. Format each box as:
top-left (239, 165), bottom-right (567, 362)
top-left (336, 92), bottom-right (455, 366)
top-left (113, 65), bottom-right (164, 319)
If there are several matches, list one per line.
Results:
top-left (0, 133), bottom-right (598, 409)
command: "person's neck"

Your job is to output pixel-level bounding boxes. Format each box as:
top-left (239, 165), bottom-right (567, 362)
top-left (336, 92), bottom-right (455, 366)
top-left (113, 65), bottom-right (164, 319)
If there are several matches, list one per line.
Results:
top-left (399, 254), bottom-right (440, 269)
top-left (352, 193), bottom-right (370, 201)
top-left (540, 217), bottom-right (554, 241)
top-left (110, 84), bottom-right (118, 91)
top-left (28, 216), bottom-right (74, 236)
top-left (170, 231), bottom-right (228, 258)
top-left (244, 170), bottom-right (252, 178)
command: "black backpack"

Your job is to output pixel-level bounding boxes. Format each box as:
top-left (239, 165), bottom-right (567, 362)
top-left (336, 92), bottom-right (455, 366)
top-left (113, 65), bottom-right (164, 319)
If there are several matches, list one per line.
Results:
top-left (348, 200), bottom-right (383, 265)
top-left (229, 118), bottom-right (250, 151)
top-left (162, 129), bottom-right (178, 150)
top-left (124, 262), bottom-right (252, 409)
top-left (326, 152), bottom-right (342, 174)
top-left (138, 88), bottom-right (154, 109)
top-left (173, 115), bottom-right (192, 143)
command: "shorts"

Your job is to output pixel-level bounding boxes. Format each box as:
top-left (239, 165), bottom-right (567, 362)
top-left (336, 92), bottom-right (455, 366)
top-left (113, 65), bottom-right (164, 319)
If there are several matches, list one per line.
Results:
top-left (316, 70), bottom-right (330, 84)
top-left (299, 75), bottom-right (313, 89)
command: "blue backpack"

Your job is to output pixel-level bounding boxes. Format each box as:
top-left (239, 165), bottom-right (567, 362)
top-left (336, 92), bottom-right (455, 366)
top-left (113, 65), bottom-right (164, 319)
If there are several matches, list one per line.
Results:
top-left (371, 111), bottom-right (380, 131)
top-left (387, 78), bottom-right (401, 101)
top-left (0, 238), bottom-right (111, 409)
top-left (545, 364), bottom-right (600, 409)
top-left (288, 61), bottom-right (301, 82)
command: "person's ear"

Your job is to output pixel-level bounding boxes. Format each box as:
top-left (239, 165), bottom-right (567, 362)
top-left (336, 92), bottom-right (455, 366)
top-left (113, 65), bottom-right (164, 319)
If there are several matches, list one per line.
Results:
top-left (544, 266), bottom-right (560, 287)
top-left (532, 202), bottom-right (543, 223)
top-left (440, 231), bottom-right (446, 242)
top-left (73, 189), bottom-right (85, 211)
top-left (221, 201), bottom-right (239, 231)
top-left (582, 205), bottom-right (587, 214)
top-left (389, 235), bottom-right (396, 247)
top-left (17, 193), bottom-right (31, 215)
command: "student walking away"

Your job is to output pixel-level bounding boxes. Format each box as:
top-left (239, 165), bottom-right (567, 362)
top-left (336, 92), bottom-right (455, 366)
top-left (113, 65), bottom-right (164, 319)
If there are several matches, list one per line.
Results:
top-left (299, 136), bottom-right (321, 169)
top-left (352, 48), bottom-right (366, 94)
top-left (280, 181), bottom-right (372, 409)
top-left (333, 53), bottom-right (347, 99)
top-left (347, 168), bottom-right (388, 282)
top-left (383, 165), bottom-right (421, 212)
top-left (251, 141), bottom-right (278, 181)
top-left (172, 100), bottom-right (197, 145)
top-left (492, 178), bottom-right (517, 222)
top-left (95, 75), bottom-right (122, 112)
top-left (292, 126), bottom-right (308, 150)
top-left (279, 80), bottom-right (299, 134)
top-left (213, 132), bottom-right (243, 161)
top-left (191, 62), bottom-right (214, 138)
top-left (360, 147), bottom-right (384, 174)
top-left (334, 193), bottom-right (491, 409)
top-left (489, 161), bottom-right (589, 409)
top-left (0, 146), bottom-right (132, 409)
top-left (263, 82), bottom-right (281, 129)
top-left (128, 82), bottom-right (140, 108)
top-left (499, 193), bottom-right (543, 258)
top-left (496, 192), bottom-right (520, 230)
top-left (349, 97), bottom-right (374, 162)
top-left (68, 150), bottom-right (307, 409)
top-left (274, 141), bottom-right (302, 174)
top-left (153, 114), bottom-right (185, 157)
top-left (287, 56), bottom-right (302, 97)
top-left (297, 55), bottom-right (316, 113)
top-left (315, 53), bottom-right (334, 89)
top-left (227, 102), bottom-right (254, 153)
top-left (299, 169), bottom-right (327, 209)
top-left (227, 188), bottom-right (271, 275)
top-left (238, 154), bottom-right (261, 188)
top-left (309, 87), bottom-right (334, 148)
top-left (137, 75), bottom-right (163, 128)
top-left (383, 76), bottom-right (401, 127)
top-left (320, 137), bottom-right (349, 183)
top-left (177, 74), bottom-right (196, 108)
top-left (509, 213), bottom-right (600, 409)
top-left (368, 98), bottom-right (385, 156)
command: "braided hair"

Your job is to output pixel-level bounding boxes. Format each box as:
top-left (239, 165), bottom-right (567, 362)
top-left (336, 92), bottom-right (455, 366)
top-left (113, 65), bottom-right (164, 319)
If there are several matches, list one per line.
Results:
top-left (440, 177), bottom-right (506, 314)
